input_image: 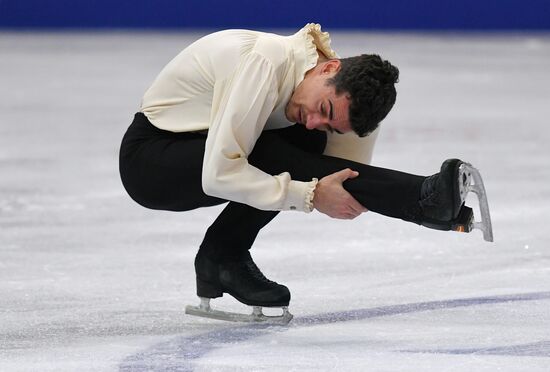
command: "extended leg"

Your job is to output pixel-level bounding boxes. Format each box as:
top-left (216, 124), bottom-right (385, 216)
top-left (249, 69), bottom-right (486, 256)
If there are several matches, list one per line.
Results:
top-left (249, 126), bottom-right (493, 240)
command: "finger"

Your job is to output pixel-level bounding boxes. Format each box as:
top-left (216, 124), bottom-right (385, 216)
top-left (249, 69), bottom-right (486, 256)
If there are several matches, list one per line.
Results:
top-left (348, 206), bottom-right (363, 218)
top-left (338, 212), bottom-right (356, 220)
top-left (334, 207), bottom-right (355, 220)
top-left (334, 213), bottom-right (354, 220)
top-left (345, 212), bottom-right (359, 220)
top-left (344, 194), bottom-right (366, 214)
top-left (338, 206), bottom-right (360, 219)
top-left (334, 168), bottom-right (359, 182)
top-left (347, 170), bottom-right (360, 179)
top-left (346, 200), bottom-right (363, 214)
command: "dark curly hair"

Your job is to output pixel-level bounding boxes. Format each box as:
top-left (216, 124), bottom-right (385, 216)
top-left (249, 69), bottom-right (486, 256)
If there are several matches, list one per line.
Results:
top-left (327, 54), bottom-right (399, 137)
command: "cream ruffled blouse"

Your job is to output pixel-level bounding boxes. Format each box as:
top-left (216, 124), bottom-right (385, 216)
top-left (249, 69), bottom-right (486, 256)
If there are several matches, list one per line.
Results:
top-left (140, 24), bottom-right (379, 213)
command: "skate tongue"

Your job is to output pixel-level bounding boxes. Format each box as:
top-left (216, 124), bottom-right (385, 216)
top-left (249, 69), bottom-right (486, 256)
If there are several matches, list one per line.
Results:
top-left (420, 173), bottom-right (439, 201)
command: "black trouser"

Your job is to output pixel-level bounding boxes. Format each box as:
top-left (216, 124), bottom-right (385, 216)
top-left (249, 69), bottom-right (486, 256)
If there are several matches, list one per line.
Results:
top-left (119, 113), bottom-right (425, 262)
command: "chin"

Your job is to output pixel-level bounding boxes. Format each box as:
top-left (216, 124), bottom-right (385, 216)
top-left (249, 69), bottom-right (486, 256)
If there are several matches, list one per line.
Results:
top-left (284, 104), bottom-right (297, 123)
top-left (284, 104), bottom-right (292, 120)
top-left (283, 109), bottom-right (292, 122)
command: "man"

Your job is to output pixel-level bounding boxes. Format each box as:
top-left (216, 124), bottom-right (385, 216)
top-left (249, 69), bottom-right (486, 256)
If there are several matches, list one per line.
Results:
top-left (119, 24), bottom-right (491, 323)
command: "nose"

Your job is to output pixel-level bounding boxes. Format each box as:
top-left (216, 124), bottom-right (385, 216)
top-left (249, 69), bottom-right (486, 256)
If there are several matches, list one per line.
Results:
top-left (304, 113), bottom-right (325, 130)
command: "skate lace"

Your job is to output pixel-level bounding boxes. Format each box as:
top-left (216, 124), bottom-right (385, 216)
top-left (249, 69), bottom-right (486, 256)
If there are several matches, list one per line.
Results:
top-left (244, 260), bottom-right (275, 284)
top-left (420, 173), bottom-right (440, 205)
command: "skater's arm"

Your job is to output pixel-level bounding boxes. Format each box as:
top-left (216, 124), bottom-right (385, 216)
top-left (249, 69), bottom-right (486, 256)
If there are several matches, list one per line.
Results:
top-left (202, 50), bottom-right (318, 213)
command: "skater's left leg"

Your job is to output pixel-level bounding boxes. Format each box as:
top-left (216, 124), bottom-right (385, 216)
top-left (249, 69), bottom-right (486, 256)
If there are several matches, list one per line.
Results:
top-left (120, 113), bottom-right (294, 318)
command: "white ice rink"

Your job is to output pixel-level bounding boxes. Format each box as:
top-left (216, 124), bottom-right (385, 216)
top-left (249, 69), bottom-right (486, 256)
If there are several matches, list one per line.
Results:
top-left (1, 30), bottom-right (549, 371)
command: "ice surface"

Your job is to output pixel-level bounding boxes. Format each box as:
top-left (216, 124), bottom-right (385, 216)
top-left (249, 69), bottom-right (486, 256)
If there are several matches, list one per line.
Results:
top-left (1, 31), bottom-right (549, 371)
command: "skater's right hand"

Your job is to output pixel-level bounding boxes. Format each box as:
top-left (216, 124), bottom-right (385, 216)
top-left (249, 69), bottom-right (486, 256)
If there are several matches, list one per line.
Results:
top-left (313, 168), bottom-right (367, 219)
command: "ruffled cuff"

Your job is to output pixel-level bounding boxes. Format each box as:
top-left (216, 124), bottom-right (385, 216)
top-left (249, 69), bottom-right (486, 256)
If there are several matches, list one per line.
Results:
top-left (282, 178), bottom-right (318, 213)
top-left (304, 178), bottom-right (318, 212)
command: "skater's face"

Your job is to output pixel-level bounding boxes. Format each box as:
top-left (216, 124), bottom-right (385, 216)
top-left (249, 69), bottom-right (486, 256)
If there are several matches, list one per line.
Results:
top-left (286, 60), bottom-right (353, 135)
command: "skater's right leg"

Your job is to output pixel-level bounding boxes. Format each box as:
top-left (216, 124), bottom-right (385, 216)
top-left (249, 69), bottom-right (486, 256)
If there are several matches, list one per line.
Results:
top-left (119, 113), bottom-right (292, 310)
top-left (194, 202), bottom-right (291, 308)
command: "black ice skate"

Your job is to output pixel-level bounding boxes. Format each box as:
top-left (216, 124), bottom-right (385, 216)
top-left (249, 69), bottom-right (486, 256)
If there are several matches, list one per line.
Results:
top-left (185, 252), bottom-right (293, 324)
top-left (419, 159), bottom-right (493, 242)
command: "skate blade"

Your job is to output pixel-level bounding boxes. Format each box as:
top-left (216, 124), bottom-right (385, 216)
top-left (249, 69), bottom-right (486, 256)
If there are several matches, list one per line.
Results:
top-left (185, 297), bottom-right (293, 324)
top-left (457, 163), bottom-right (494, 242)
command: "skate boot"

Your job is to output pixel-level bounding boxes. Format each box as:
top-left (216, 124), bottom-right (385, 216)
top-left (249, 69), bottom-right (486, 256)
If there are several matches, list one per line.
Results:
top-left (418, 159), bottom-right (493, 242)
top-left (185, 252), bottom-right (293, 324)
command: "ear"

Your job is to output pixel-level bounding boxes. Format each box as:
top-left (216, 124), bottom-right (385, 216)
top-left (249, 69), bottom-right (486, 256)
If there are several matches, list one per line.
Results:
top-left (320, 59), bottom-right (341, 74)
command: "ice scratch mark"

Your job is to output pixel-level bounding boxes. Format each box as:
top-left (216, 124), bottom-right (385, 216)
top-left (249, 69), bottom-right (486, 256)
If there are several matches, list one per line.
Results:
top-left (402, 340), bottom-right (550, 357)
top-left (119, 291), bottom-right (550, 371)
top-left (120, 325), bottom-right (274, 372)
top-left (292, 291), bottom-right (550, 326)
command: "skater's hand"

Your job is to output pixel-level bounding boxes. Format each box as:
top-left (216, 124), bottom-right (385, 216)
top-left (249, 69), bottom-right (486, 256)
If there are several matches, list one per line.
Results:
top-left (313, 168), bottom-right (368, 219)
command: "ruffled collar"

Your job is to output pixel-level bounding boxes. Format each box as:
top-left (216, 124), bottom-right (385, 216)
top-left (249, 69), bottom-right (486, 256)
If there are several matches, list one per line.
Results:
top-left (291, 23), bottom-right (339, 88)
